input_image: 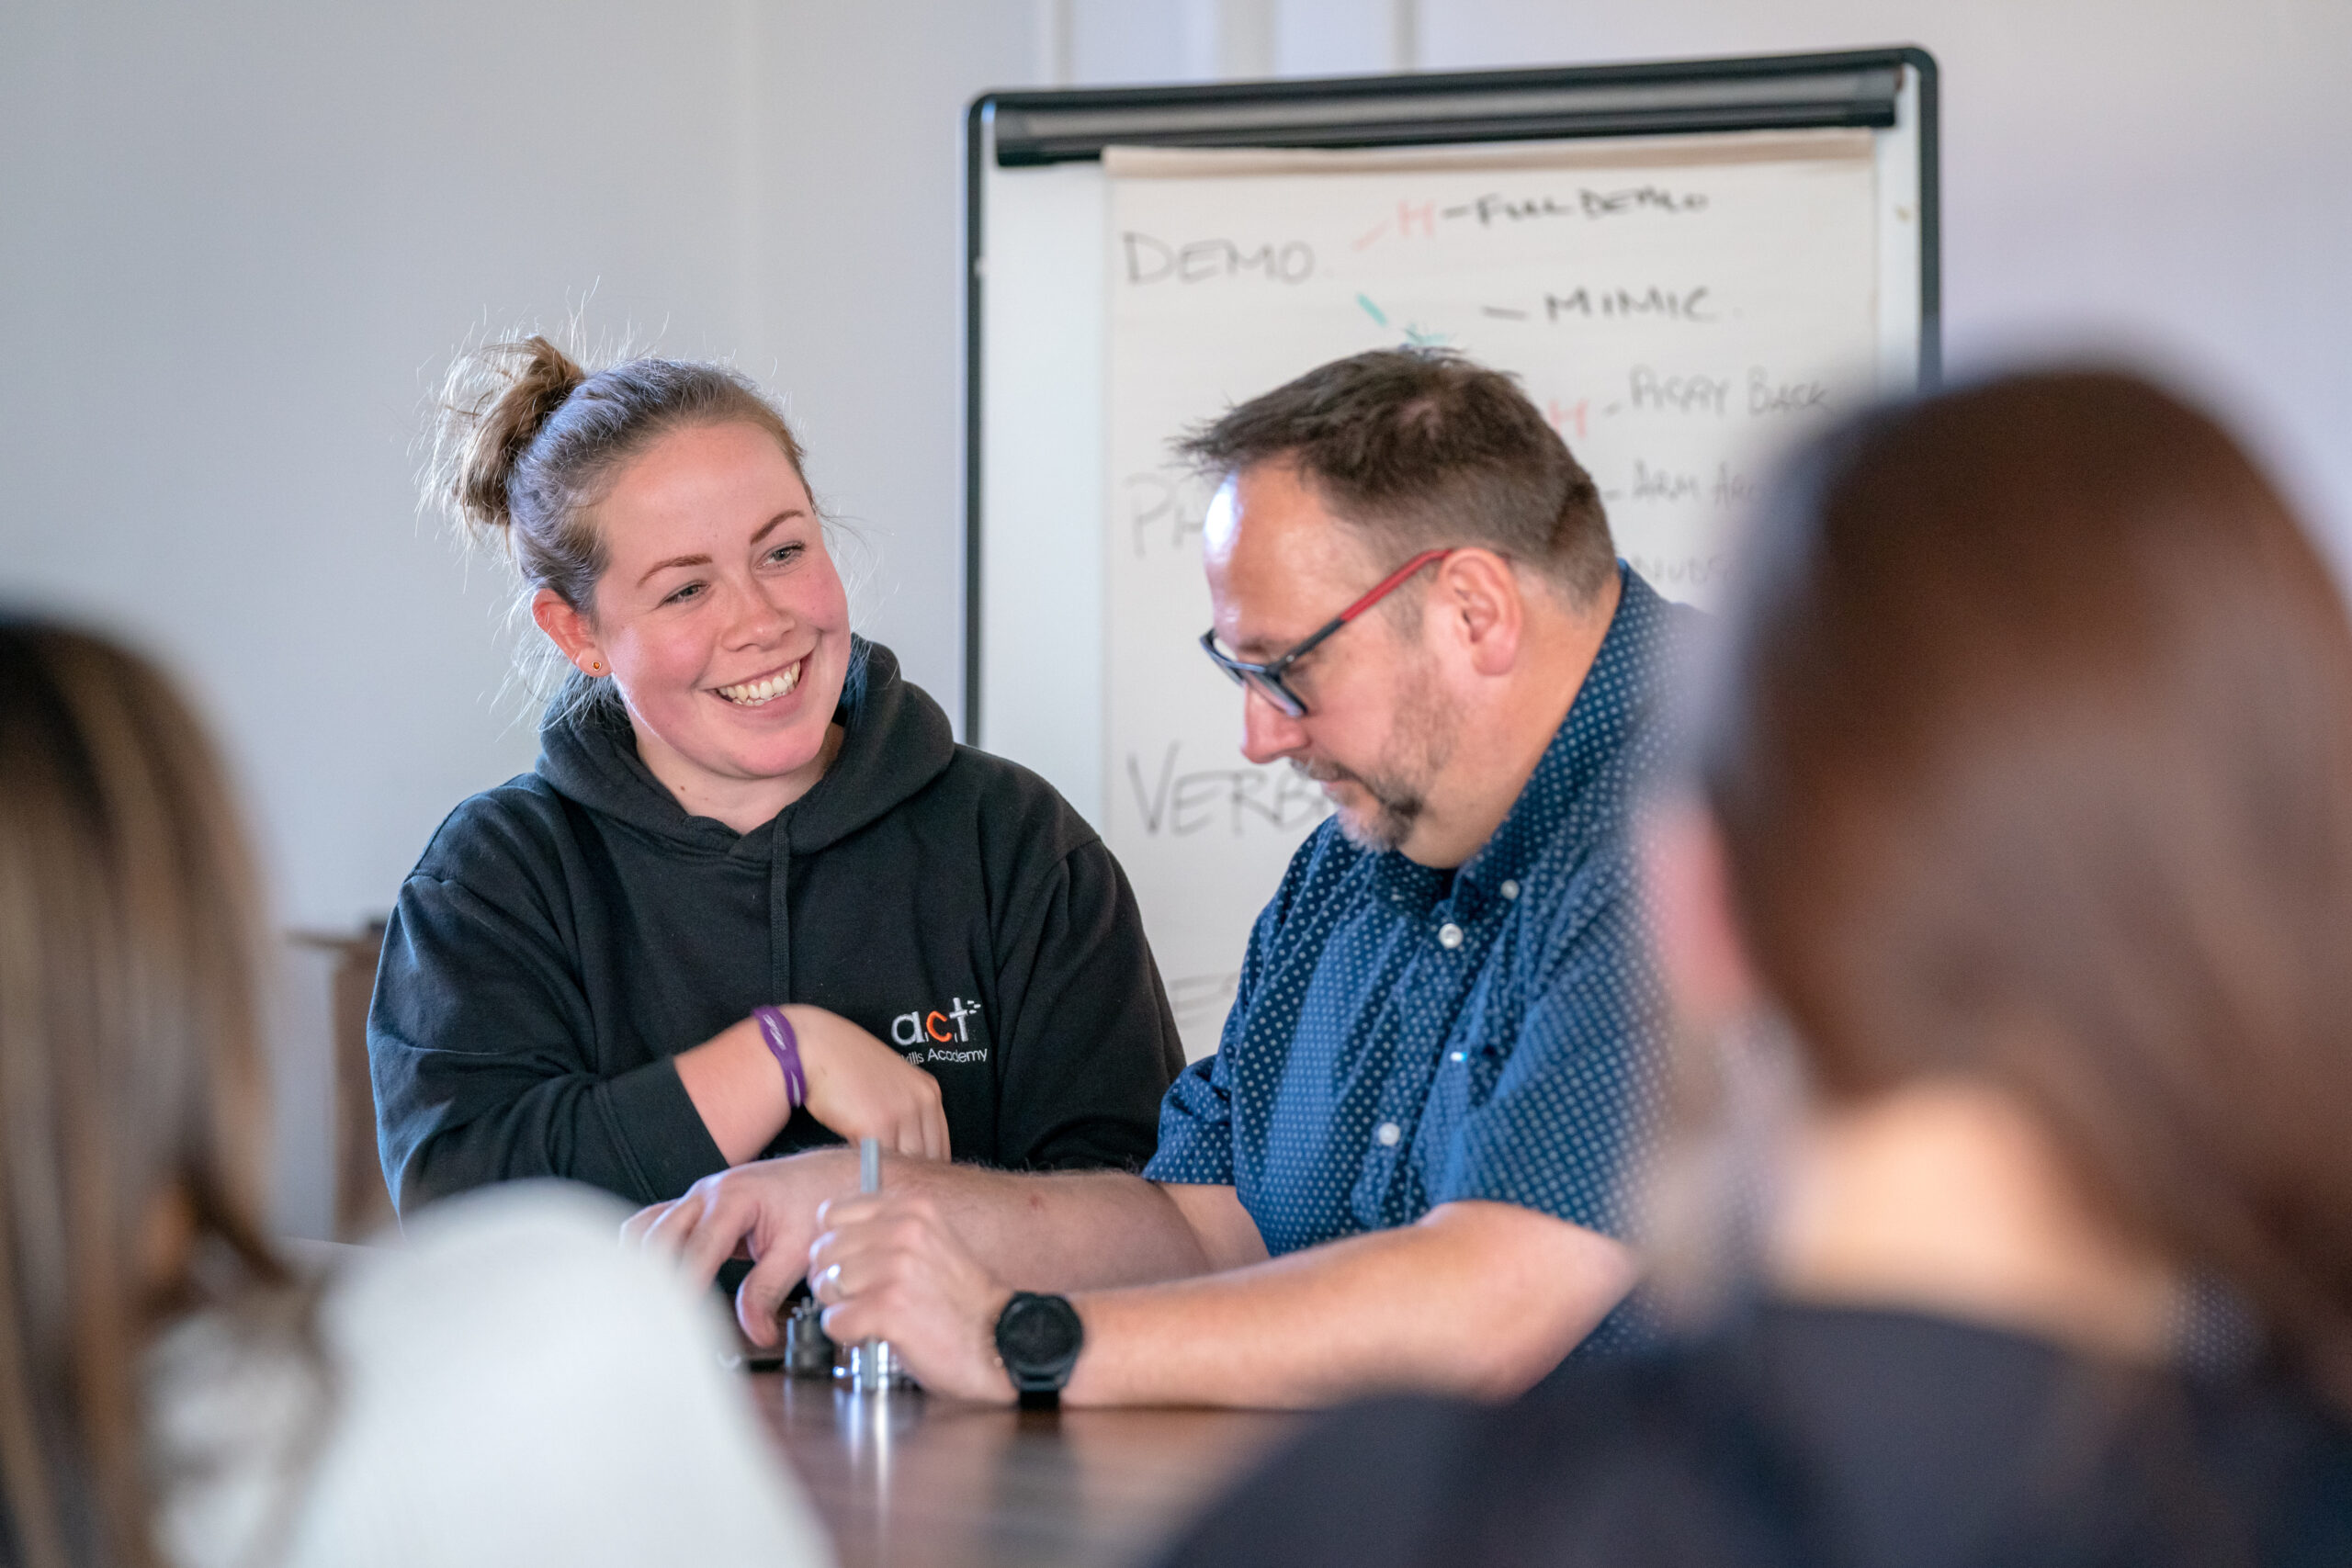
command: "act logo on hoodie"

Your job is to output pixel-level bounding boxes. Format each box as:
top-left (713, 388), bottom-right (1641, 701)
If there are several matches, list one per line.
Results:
top-left (892, 996), bottom-right (986, 1064)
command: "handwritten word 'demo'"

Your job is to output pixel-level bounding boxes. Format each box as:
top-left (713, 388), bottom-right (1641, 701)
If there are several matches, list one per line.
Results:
top-left (1123, 232), bottom-right (1314, 287)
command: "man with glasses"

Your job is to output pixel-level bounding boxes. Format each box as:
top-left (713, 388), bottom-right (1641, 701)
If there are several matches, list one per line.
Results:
top-left (630, 348), bottom-right (1693, 1407)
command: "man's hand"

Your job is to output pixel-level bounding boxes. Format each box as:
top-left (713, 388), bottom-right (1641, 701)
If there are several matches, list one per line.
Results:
top-left (624, 1147), bottom-right (861, 1343)
top-left (629, 1157), bottom-right (1224, 1349)
top-left (808, 1191), bottom-right (1018, 1403)
top-left (786, 1006), bottom-right (951, 1161)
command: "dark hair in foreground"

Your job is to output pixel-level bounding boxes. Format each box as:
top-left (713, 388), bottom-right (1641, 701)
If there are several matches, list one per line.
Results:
top-left (0, 623), bottom-right (291, 1567)
top-left (1176, 348), bottom-right (1616, 600)
top-left (1698, 369), bottom-right (2352, 1404)
top-left (427, 335), bottom-right (808, 615)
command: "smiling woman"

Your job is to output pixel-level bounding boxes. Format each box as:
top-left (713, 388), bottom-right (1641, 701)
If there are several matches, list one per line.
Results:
top-left (368, 337), bottom-right (1184, 1218)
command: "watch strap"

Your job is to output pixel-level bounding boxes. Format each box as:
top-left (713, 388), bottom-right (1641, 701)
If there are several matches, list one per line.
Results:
top-left (994, 1292), bottom-right (1083, 1408)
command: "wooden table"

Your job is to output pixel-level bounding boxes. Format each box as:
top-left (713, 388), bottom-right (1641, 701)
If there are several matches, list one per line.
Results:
top-left (752, 1372), bottom-right (1307, 1568)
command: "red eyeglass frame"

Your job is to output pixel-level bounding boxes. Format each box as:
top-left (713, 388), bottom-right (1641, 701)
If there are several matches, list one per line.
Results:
top-left (1198, 548), bottom-right (1455, 718)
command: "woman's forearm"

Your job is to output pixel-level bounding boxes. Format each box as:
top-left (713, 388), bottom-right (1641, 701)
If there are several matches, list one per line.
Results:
top-left (673, 1016), bottom-right (796, 1165)
top-left (673, 1006), bottom-right (953, 1167)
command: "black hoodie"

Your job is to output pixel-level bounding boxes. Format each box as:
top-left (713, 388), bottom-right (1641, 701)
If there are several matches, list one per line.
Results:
top-left (368, 640), bottom-right (1184, 1213)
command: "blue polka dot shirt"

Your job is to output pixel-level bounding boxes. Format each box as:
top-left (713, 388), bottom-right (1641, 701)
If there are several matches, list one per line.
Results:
top-left (1148, 567), bottom-right (1694, 1346)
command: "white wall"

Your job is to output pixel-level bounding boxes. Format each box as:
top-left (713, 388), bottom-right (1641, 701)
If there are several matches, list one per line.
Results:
top-left (1061, 0), bottom-right (2352, 541)
top-left (1418, 0), bottom-right (2352, 553)
top-left (4, 0), bottom-right (2344, 1232)
top-left (0, 0), bottom-right (1033, 1234)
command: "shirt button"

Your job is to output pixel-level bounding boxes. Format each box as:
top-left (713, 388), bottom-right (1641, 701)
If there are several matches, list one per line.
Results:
top-left (1449, 1050), bottom-right (1466, 1063)
top-left (1437, 922), bottom-right (1464, 949)
top-left (1500, 880), bottom-right (1520, 901)
top-left (1374, 1121), bottom-right (1402, 1146)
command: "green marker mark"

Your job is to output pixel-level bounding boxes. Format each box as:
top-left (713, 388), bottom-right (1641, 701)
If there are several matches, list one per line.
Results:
top-left (1356, 294), bottom-right (1389, 327)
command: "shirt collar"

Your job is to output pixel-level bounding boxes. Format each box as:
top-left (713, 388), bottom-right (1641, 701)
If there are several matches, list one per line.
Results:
top-left (1455, 564), bottom-right (1669, 898)
top-left (1367, 846), bottom-right (1451, 912)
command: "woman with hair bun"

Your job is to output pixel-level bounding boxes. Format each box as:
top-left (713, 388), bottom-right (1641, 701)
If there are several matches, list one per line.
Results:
top-left (371, 338), bottom-right (1182, 1231)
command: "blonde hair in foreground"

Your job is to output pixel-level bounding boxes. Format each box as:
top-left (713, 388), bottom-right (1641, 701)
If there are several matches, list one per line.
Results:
top-left (0, 622), bottom-right (288, 1568)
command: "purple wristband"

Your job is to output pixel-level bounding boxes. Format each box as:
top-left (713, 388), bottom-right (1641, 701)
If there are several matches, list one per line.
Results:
top-left (752, 1006), bottom-right (807, 1110)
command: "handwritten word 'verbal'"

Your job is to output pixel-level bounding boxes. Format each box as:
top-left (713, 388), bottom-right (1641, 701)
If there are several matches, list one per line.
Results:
top-left (1482, 286), bottom-right (1716, 325)
top-left (1126, 744), bottom-right (1331, 837)
top-left (1123, 232), bottom-right (1314, 287)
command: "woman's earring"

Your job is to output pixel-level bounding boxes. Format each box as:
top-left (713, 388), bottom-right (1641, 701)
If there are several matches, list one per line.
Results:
top-left (588, 660), bottom-right (604, 674)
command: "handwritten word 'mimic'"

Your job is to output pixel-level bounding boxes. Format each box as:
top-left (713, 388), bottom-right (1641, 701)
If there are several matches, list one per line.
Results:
top-left (1442, 186), bottom-right (1707, 227)
top-left (1123, 231), bottom-right (1314, 286)
top-left (1126, 744), bottom-right (1331, 837)
top-left (1548, 286), bottom-right (1714, 322)
top-left (1484, 287), bottom-right (1716, 325)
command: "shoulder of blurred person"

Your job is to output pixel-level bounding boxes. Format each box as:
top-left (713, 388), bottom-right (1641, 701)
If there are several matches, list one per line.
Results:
top-left (149, 1183), bottom-right (831, 1568)
top-left (1156, 1302), bottom-right (2352, 1568)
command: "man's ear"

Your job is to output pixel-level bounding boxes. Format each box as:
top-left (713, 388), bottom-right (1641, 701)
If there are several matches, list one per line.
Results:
top-left (532, 588), bottom-right (605, 674)
top-left (1431, 548), bottom-right (1524, 676)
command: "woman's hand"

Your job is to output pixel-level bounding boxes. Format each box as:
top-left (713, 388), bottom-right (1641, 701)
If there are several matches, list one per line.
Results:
top-left (783, 1005), bottom-right (952, 1162)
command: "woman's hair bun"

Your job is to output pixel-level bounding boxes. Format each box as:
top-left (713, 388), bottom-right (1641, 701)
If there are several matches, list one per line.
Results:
top-left (419, 327), bottom-right (807, 636)
top-left (429, 335), bottom-right (588, 536)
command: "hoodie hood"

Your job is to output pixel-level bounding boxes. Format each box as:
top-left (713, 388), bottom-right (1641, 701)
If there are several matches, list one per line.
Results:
top-left (533, 637), bottom-right (956, 857)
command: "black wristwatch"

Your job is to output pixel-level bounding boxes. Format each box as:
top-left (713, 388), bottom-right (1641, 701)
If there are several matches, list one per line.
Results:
top-left (994, 1292), bottom-right (1084, 1410)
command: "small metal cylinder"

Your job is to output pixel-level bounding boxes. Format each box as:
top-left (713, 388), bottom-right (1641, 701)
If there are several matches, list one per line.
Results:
top-left (783, 1298), bottom-right (836, 1379)
top-left (846, 1338), bottom-right (899, 1393)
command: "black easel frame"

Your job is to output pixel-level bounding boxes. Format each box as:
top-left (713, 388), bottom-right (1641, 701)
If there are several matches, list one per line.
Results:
top-left (963, 46), bottom-right (1940, 737)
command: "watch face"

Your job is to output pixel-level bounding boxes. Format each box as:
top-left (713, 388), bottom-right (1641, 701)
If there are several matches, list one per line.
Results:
top-left (999, 1293), bottom-right (1083, 1382)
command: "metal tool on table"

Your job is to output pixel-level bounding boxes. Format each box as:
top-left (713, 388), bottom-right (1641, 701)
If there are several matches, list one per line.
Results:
top-left (838, 1136), bottom-right (907, 1393)
top-left (782, 1295), bottom-right (836, 1378)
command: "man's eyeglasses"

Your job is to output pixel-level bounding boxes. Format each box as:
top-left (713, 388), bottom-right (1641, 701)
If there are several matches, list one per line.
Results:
top-left (1199, 549), bottom-right (1454, 718)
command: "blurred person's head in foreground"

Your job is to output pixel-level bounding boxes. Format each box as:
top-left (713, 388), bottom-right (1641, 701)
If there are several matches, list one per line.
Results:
top-left (0, 621), bottom-right (291, 1567)
top-left (1653, 367), bottom-right (2352, 1401)
top-left (0, 616), bottom-right (831, 1568)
